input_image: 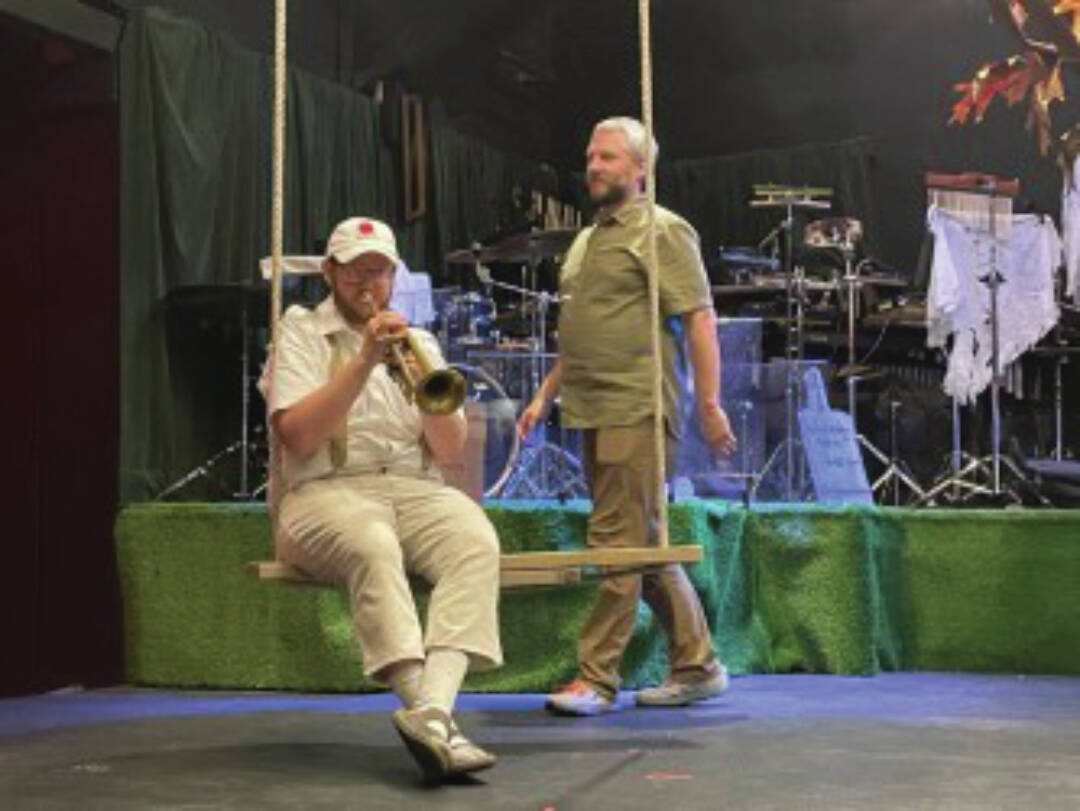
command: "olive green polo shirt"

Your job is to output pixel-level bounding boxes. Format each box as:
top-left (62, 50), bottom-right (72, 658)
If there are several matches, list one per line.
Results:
top-left (557, 197), bottom-right (712, 435)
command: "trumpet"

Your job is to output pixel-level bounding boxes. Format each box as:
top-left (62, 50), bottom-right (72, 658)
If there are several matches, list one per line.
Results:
top-left (359, 291), bottom-right (466, 415)
top-left (386, 330), bottom-right (467, 416)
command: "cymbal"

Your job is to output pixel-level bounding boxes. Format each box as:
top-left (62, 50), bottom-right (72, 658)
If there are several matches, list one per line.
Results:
top-left (862, 303), bottom-right (926, 328)
top-left (712, 284), bottom-right (785, 300)
top-left (715, 247), bottom-right (780, 272)
top-left (857, 273), bottom-right (907, 290)
top-left (750, 184), bottom-right (833, 210)
top-left (754, 183), bottom-right (834, 197)
top-left (446, 228), bottom-right (579, 265)
top-left (835, 363), bottom-right (885, 380)
top-left (711, 277), bottom-right (838, 297)
top-left (750, 197), bottom-right (831, 210)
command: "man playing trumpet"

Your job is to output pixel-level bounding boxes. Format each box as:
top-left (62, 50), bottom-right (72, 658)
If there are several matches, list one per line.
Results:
top-left (264, 216), bottom-right (502, 782)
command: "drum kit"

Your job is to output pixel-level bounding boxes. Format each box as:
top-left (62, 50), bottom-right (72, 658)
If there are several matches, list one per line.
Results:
top-left (441, 227), bottom-right (587, 501)
top-left (151, 230), bottom-right (586, 502)
top-left (151, 176), bottom-right (1078, 506)
top-left (720, 185), bottom-right (918, 503)
top-left (441, 192), bottom-right (913, 505)
top-left (153, 187), bottom-right (920, 505)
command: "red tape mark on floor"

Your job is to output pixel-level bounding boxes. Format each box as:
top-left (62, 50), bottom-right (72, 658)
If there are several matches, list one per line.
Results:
top-left (644, 771), bottom-right (693, 781)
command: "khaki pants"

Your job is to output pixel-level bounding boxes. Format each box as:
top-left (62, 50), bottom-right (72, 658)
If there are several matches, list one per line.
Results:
top-left (578, 420), bottom-right (716, 697)
top-left (278, 473), bottom-right (502, 679)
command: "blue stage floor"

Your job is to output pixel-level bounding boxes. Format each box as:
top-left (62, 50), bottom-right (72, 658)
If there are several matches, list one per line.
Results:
top-left (3, 674), bottom-right (1080, 809)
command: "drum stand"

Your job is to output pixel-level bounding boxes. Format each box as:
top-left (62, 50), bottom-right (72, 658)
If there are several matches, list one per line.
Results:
top-left (156, 299), bottom-right (263, 501)
top-left (748, 229), bottom-right (811, 500)
top-left (840, 252), bottom-right (925, 505)
top-left (474, 262), bottom-right (587, 500)
top-left (849, 376), bottom-right (927, 505)
top-left (1039, 337), bottom-right (1080, 462)
top-left (747, 187), bottom-right (831, 501)
top-left (919, 398), bottom-right (1000, 504)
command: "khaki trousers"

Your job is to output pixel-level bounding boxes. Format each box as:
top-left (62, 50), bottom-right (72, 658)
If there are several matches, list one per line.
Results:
top-left (278, 473), bottom-right (502, 679)
top-left (578, 420), bottom-right (716, 697)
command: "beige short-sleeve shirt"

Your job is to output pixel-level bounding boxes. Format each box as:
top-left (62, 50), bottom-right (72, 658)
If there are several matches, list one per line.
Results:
top-left (557, 198), bottom-right (712, 435)
top-left (265, 296), bottom-right (445, 488)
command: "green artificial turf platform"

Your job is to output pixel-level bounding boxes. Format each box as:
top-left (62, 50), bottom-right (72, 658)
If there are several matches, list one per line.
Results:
top-left (114, 501), bottom-right (1080, 692)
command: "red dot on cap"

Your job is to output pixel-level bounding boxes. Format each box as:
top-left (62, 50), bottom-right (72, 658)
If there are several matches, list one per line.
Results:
top-left (358, 220), bottom-right (375, 235)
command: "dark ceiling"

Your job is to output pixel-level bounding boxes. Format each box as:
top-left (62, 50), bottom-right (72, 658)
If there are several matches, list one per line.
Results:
top-left (88, 0), bottom-right (1080, 263)
top-left (109, 0), bottom-right (1024, 163)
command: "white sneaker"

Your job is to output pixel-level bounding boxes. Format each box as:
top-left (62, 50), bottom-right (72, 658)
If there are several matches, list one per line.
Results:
top-left (446, 719), bottom-right (497, 775)
top-left (545, 679), bottom-right (617, 716)
top-left (391, 705), bottom-right (453, 781)
top-left (635, 665), bottom-right (729, 707)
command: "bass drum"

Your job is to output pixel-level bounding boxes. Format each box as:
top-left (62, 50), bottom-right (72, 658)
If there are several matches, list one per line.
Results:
top-left (439, 363), bottom-right (519, 501)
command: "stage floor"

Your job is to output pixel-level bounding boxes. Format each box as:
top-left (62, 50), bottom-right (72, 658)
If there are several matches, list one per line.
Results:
top-left (3, 673), bottom-right (1079, 809)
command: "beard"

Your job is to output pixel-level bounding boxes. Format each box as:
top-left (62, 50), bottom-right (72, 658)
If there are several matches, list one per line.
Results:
top-left (332, 285), bottom-right (381, 326)
top-left (588, 176), bottom-right (631, 208)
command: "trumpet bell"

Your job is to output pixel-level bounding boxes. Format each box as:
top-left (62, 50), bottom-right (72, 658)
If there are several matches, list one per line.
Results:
top-left (415, 367), bottom-right (468, 416)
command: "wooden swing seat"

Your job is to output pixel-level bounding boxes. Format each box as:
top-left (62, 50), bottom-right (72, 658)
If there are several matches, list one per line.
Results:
top-left (247, 544), bottom-right (703, 591)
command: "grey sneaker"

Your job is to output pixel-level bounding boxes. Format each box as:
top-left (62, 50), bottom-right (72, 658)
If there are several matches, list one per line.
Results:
top-left (635, 665), bottom-right (729, 707)
top-left (391, 705), bottom-right (453, 781)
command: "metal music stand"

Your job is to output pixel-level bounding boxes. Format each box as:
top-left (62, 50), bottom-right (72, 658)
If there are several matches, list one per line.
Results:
top-left (919, 173), bottom-right (1030, 505)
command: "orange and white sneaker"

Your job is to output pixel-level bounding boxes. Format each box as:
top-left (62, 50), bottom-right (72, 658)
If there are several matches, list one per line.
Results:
top-left (545, 679), bottom-right (617, 716)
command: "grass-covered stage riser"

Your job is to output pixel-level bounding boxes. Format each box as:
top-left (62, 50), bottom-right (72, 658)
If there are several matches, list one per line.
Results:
top-left (114, 502), bottom-right (1080, 692)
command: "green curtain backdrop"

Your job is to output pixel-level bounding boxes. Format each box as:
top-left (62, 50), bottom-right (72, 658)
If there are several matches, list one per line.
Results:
top-left (117, 8), bottom-right (542, 502)
top-left (428, 123), bottom-right (543, 269)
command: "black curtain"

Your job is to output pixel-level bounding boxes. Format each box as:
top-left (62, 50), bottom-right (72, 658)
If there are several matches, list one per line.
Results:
top-left (429, 120), bottom-right (546, 270)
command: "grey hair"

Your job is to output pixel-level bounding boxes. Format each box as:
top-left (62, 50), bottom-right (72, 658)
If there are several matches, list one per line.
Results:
top-left (593, 116), bottom-right (659, 168)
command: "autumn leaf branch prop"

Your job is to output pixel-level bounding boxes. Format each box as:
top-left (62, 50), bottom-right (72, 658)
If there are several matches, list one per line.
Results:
top-left (950, 0), bottom-right (1080, 159)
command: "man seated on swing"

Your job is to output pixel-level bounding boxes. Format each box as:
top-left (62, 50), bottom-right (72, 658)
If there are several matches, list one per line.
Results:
top-left (263, 216), bottom-right (502, 781)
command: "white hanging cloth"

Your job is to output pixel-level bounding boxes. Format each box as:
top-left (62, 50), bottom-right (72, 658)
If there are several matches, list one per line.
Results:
top-left (1062, 156), bottom-right (1080, 301)
top-left (927, 205), bottom-right (1061, 403)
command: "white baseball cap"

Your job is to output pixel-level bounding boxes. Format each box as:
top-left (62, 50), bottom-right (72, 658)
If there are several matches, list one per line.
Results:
top-left (325, 217), bottom-right (399, 266)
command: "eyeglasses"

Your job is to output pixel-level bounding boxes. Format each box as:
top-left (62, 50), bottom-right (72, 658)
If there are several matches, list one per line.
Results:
top-left (335, 264), bottom-right (394, 283)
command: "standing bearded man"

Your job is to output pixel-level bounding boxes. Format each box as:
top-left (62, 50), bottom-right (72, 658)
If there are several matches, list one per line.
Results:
top-left (518, 117), bottom-right (736, 715)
